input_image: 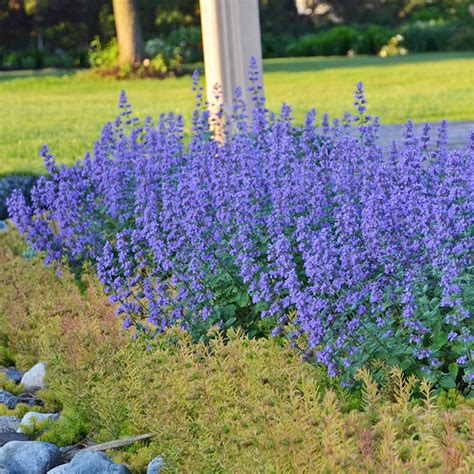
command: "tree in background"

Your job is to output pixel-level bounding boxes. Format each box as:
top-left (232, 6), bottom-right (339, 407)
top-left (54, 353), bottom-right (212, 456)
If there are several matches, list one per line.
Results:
top-left (0, 0), bottom-right (472, 70)
top-left (112, 0), bottom-right (144, 65)
top-left (0, 0), bottom-right (107, 52)
top-left (139, 0), bottom-right (200, 36)
top-left (296, 0), bottom-right (473, 26)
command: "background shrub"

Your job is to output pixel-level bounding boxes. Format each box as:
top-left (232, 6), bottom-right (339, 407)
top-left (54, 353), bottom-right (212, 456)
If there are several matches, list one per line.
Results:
top-left (401, 20), bottom-right (456, 52)
top-left (88, 37), bottom-right (119, 69)
top-left (261, 33), bottom-right (294, 58)
top-left (0, 48), bottom-right (87, 71)
top-left (355, 25), bottom-right (395, 55)
top-left (287, 26), bottom-right (360, 56)
top-left (88, 35), bottom-right (185, 79)
top-left (448, 27), bottom-right (474, 51)
top-left (284, 25), bottom-right (403, 57)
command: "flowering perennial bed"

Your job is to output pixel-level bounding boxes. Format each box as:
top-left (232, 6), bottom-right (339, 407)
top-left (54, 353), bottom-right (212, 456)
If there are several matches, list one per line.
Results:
top-left (8, 71), bottom-right (474, 390)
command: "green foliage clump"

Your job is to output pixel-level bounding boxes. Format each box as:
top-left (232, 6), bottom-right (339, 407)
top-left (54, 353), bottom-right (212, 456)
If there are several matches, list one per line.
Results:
top-left (0, 373), bottom-right (24, 396)
top-left (0, 402), bottom-right (48, 419)
top-left (88, 37), bottom-right (119, 70)
top-left (288, 26), bottom-right (360, 56)
top-left (39, 408), bottom-right (90, 446)
top-left (277, 21), bottom-right (474, 59)
top-left (285, 25), bottom-right (399, 57)
top-left (0, 48), bottom-right (87, 71)
top-left (19, 417), bottom-right (58, 438)
top-left (0, 346), bottom-right (16, 367)
top-left (401, 20), bottom-right (456, 52)
top-left (449, 28), bottom-right (474, 51)
top-left (88, 35), bottom-right (185, 80)
top-left (355, 25), bottom-right (395, 55)
top-left (146, 26), bottom-right (202, 64)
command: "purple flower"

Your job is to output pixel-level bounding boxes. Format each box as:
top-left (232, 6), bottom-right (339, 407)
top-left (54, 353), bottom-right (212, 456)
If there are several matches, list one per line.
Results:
top-left (7, 76), bottom-right (474, 383)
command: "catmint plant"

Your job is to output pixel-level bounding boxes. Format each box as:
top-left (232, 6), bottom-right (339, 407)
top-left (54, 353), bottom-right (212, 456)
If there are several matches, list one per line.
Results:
top-left (8, 66), bottom-right (474, 392)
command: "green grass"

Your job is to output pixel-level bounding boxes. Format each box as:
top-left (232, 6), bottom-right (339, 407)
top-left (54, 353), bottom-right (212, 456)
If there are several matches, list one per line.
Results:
top-left (1, 52), bottom-right (473, 176)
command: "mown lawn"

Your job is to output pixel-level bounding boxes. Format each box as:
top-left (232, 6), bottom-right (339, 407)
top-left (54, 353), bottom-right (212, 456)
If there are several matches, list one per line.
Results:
top-left (1, 51), bottom-right (473, 175)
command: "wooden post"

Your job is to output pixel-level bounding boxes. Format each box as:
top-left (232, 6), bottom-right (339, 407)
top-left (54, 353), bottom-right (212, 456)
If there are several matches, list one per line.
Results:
top-left (200, 0), bottom-right (263, 131)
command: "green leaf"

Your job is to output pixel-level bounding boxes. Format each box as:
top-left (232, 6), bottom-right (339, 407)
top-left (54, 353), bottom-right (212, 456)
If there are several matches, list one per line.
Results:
top-left (399, 359), bottom-right (412, 370)
top-left (439, 375), bottom-right (457, 389)
top-left (230, 290), bottom-right (250, 308)
top-left (448, 363), bottom-right (459, 378)
top-left (247, 328), bottom-right (258, 339)
top-left (224, 316), bottom-right (237, 328)
top-left (432, 332), bottom-right (448, 351)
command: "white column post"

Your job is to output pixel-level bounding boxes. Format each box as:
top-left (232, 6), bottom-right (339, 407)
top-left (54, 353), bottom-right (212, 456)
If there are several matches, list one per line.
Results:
top-left (199, 0), bottom-right (263, 131)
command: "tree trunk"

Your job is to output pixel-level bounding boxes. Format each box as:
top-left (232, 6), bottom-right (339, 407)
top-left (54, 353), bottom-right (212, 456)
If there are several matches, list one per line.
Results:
top-left (112, 0), bottom-right (144, 66)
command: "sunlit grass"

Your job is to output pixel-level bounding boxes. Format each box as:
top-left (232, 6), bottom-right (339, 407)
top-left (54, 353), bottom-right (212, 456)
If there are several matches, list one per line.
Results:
top-left (1, 52), bottom-right (473, 175)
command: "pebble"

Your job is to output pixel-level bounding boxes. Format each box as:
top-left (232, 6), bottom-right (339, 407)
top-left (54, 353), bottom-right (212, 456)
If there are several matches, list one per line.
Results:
top-left (0, 367), bottom-right (22, 384)
top-left (47, 451), bottom-right (131, 473)
top-left (17, 412), bottom-right (60, 433)
top-left (0, 440), bottom-right (62, 473)
top-left (0, 416), bottom-right (21, 433)
top-left (147, 456), bottom-right (165, 474)
top-left (0, 390), bottom-right (17, 410)
top-left (20, 362), bottom-right (46, 393)
top-left (0, 433), bottom-right (31, 448)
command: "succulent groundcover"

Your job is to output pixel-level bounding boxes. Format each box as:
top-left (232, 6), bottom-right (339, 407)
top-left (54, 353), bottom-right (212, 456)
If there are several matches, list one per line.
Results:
top-left (8, 69), bottom-right (474, 392)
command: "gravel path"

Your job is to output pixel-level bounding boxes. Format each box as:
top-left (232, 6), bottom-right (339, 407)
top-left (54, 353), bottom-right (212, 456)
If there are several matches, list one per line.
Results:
top-left (376, 120), bottom-right (473, 149)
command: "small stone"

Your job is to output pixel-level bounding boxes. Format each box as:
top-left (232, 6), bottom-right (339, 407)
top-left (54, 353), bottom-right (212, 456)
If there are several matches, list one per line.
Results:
top-left (0, 416), bottom-right (21, 433)
top-left (0, 440), bottom-right (61, 473)
top-left (47, 451), bottom-right (131, 473)
top-left (0, 368), bottom-right (22, 384)
top-left (0, 390), bottom-right (17, 409)
top-left (17, 412), bottom-right (60, 433)
top-left (20, 362), bottom-right (46, 392)
top-left (0, 433), bottom-right (31, 447)
top-left (0, 221), bottom-right (8, 233)
top-left (147, 456), bottom-right (165, 474)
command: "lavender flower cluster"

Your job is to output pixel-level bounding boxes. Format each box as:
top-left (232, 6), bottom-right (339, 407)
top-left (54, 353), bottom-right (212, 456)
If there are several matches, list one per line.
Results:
top-left (8, 70), bottom-right (474, 389)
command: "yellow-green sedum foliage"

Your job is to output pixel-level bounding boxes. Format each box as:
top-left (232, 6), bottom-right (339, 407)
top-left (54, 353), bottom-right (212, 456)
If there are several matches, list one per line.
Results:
top-left (0, 230), bottom-right (473, 472)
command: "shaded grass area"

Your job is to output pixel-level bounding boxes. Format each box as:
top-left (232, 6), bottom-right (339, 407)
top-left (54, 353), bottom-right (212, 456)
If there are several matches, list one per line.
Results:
top-left (1, 52), bottom-right (473, 175)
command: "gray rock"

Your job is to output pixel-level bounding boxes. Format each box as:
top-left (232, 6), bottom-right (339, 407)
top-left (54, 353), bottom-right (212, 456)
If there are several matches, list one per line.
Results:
top-left (0, 433), bottom-right (31, 447)
top-left (0, 368), bottom-right (22, 384)
top-left (17, 412), bottom-right (60, 433)
top-left (147, 456), bottom-right (165, 474)
top-left (0, 441), bottom-right (61, 473)
top-left (20, 362), bottom-right (46, 392)
top-left (47, 451), bottom-right (131, 473)
top-left (0, 390), bottom-right (17, 409)
top-left (0, 416), bottom-right (21, 433)
top-left (0, 221), bottom-right (8, 233)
